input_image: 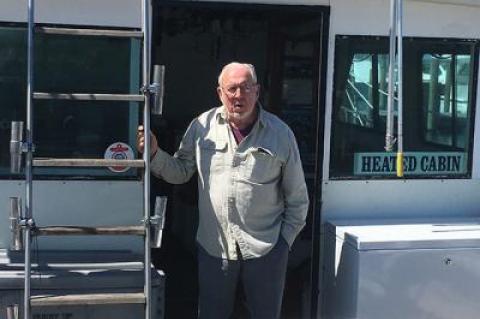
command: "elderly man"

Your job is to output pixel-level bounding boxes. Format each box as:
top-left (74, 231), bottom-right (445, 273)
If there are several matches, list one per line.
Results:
top-left (138, 62), bottom-right (308, 319)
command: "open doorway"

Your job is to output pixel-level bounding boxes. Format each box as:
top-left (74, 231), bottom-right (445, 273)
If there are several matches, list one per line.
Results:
top-left (150, 2), bottom-right (328, 318)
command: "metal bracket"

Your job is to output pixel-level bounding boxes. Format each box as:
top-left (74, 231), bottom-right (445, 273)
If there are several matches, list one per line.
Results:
top-left (141, 197), bottom-right (167, 248)
top-left (143, 83), bottom-right (161, 95)
top-left (19, 217), bottom-right (36, 230)
top-left (21, 142), bottom-right (36, 153)
top-left (140, 82), bottom-right (161, 95)
top-left (149, 214), bottom-right (161, 225)
top-left (9, 197), bottom-right (23, 251)
top-left (10, 121), bottom-right (36, 173)
top-left (140, 219), bottom-right (150, 227)
top-left (140, 65), bottom-right (165, 115)
top-left (140, 85), bottom-right (153, 95)
top-left (6, 304), bottom-right (19, 319)
top-left (140, 216), bottom-right (160, 229)
top-left (151, 196), bottom-right (167, 248)
top-left (10, 121), bottom-right (24, 173)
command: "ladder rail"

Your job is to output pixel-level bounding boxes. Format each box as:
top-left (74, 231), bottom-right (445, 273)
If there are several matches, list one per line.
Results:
top-left (142, 0), bottom-right (153, 318)
top-left (25, 0), bottom-right (35, 317)
top-left (20, 1), bottom-right (156, 318)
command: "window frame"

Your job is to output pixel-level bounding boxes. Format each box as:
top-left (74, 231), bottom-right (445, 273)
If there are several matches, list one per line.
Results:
top-left (330, 35), bottom-right (480, 180)
top-left (0, 22), bottom-right (143, 181)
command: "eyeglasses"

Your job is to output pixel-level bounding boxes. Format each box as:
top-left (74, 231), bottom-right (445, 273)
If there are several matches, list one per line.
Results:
top-left (221, 84), bottom-right (257, 97)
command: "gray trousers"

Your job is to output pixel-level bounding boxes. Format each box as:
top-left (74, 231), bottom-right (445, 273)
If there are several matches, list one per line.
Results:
top-left (197, 237), bottom-right (289, 319)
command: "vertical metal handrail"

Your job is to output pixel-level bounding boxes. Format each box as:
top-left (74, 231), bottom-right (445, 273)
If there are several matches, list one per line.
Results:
top-left (25, 0), bottom-right (35, 317)
top-left (386, 0), bottom-right (397, 152)
top-left (142, 0), bottom-right (152, 319)
top-left (396, 0), bottom-right (404, 176)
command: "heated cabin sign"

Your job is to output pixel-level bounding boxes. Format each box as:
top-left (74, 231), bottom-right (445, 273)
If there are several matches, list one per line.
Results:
top-left (104, 142), bottom-right (134, 173)
top-left (354, 152), bottom-right (467, 176)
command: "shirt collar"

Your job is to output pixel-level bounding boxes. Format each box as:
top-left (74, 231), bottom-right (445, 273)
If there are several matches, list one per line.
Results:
top-left (216, 104), bottom-right (266, 128)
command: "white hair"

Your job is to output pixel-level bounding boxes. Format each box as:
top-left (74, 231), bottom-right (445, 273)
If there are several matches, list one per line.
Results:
top-left (217, 62), bottom-right (257, 86)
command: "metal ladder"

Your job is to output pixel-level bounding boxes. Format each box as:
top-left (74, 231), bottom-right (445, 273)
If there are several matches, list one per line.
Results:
top-left (7, 0), bottom-right (165, 318)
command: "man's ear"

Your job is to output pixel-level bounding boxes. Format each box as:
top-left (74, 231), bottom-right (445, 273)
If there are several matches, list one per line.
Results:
top-left (217, 87), bottom-right (227, 105)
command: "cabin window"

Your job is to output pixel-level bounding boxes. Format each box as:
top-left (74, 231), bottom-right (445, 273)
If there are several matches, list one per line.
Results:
top-left (330, 36), bottom-right (479, 178)
top-left (423, 54), bottom-right (471, 149)
top-left (0, 25), bottom-right (141, 178)
top-left (335, 52), bottom-right (392, 129)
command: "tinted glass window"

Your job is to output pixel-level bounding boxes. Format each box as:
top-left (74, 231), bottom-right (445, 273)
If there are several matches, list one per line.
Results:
top-left (0, 25), bottom-right (141, 178)
top-left (331, 36), bottom-right (478, 178)
top-left (423, 54), bottom-right (471, 149)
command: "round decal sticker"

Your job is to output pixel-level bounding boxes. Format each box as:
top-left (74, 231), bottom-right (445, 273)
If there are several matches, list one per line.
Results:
top-left (104, 142), bottom-right (135, 173)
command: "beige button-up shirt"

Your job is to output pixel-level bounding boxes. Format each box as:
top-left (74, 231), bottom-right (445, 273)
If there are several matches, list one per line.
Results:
top-left (151, 106), bottom-right (309, 260)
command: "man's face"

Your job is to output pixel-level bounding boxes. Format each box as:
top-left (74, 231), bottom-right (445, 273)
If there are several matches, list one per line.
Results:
top-left (217, 65), bottom-right (259, 123)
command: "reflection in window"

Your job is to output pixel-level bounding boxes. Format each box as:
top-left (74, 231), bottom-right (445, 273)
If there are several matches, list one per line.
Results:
top-left (338, 53), bottom-right (395, 128)
top-left (423, 54), bottom-right (471, 149)
top-left (0, 26), bottom-right (141, 178)
top-left (331, 36), bottom-right (478, 178)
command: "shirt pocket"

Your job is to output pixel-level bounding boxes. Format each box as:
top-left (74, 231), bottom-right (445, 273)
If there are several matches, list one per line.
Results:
top-left (241, 147), bottom-right (281, 184)
top-left (198, 140), bottom-right (227, 176)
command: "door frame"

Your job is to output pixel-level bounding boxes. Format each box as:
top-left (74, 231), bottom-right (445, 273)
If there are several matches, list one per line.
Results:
top-left (151, 2), bottom-right (330, 318)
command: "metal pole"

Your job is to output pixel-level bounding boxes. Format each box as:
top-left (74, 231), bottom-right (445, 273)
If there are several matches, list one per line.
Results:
top-left (25, 0), bottom-right (35, 317)
top-left (142, 0), bottom-right (152, 318)
top-left (386, 0), bottom-right (397, 152)
top-left (396, 0), bottom-right (404, 177)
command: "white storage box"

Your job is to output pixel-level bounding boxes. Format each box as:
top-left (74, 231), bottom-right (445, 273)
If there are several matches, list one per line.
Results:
top-left (324, 219), bottom-right (480, 319)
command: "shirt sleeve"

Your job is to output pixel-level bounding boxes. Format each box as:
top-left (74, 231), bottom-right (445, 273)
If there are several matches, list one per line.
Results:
top-left (280, 128), bottom-right (310, 248)
top-left (150, 119), bottom-right (198, 184)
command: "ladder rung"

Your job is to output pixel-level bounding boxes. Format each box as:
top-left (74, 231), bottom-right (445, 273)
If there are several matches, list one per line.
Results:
top-left (31, 292), bottom-right (145, 306)
top-left (33, 92), bottom-right (145, 102)
top-left (33, 158), bottom-right (145, 168)
top-left (36, 26), bottom-right (143, 38)
top-left (35, 226), bottom-right (145, 236)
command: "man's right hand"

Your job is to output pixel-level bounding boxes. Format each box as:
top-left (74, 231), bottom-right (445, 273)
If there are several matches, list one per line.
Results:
top-left (137, 125), bottom-right (159, 157)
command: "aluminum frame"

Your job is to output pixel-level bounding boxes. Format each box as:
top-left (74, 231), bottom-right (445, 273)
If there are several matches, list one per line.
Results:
top-left (22, 0), bottom-right (155, 318)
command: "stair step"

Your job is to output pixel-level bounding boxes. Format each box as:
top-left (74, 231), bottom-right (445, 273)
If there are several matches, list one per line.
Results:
top-left (33, 92), bottom-right (145, 102)
top-left (35, 226), bottom-right (145, 236)
top-left (36, 26), bottom-right (143, 38)
top-left (30, 292), bottom-right (145, 306)
top-left (33, 158), bottom-right (144, 168)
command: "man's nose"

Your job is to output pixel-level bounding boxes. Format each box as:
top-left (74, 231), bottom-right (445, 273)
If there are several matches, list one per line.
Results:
top-left (231, 87), bottom-right (244, 97)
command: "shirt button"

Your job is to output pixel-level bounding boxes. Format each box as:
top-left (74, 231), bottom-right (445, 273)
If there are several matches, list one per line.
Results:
top-left (232, 155), bottom-right (242, 167)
